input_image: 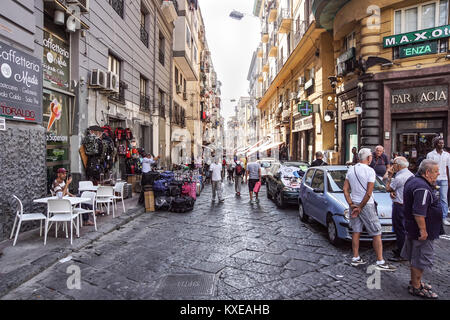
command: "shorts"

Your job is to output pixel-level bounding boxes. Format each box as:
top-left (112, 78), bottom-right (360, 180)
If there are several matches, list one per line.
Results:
top-left (349, 203), bottom-right (382, 236)
top-left (248, 179), bottom-right (259, 192)
top-left (401, 238), bottom-right (434, 271)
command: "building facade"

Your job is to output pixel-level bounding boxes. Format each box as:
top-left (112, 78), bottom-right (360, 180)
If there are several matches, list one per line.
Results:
top-left (313, 0), bottom-right (450, 168)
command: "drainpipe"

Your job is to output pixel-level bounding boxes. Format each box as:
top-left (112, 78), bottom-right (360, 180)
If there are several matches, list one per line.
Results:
top-left (169, 29), bottom-right (173, 168)
top-left (153, 1), bottom-right (157, 158)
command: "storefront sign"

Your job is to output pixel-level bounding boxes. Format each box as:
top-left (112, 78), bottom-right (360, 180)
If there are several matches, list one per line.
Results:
top-left (399, 41), bottom-right (438, 58)
top-left (298, 100), bottom-right (312, 116)
top-left (43, 89), bottom-right (69, 145)
top-left (383, 25), bottom-right (450, 48)
top-left (294, 116), bottom-right (313, 132)
top-left (0, 41), bottom-right (42, 123)
top-left (391, 85), bottom-right (448, 109)
top-left (43, 30), bottom-right (70, 91)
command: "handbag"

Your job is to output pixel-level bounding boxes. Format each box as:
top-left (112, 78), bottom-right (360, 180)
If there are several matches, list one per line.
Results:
top-left (253, 181), bottom-right (261, 193)
top-left (353, 165), bottom-right (378, 213)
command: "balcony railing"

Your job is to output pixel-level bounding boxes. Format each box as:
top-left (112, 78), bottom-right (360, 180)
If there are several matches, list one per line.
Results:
top-left (294, 19), bottom-right (308, 47)
top-left (277, 8), bottom-right (292, 33)
top-left (140, 25), bottom-right (149, 47)
top-left (159, 50), bottom-right (165, 65)
top-left (140, 94), bottom-right (150, 112)
top-left (159, 103), bottom-right (165, 117)
top-left (110, 0), bottom-right (124, 18)
top-left (109, 80), bottom-right (126, 104)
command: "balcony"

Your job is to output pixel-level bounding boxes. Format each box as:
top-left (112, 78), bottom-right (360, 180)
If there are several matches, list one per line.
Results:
top-left (261, 25), bottom-right (269, 43)
top-left (161, 0), bottom-right (178, 23)
top-left (277, 8), bottom-right (292, 33)
top-left (173, 17), bottom-right (199, 81)
top-left (267, 0), bottom-right (278, 23)
top-left (268, 32), bottom-right (278, 57)
top-left (140, 25), bottom-right (149, 47)
top-left (109, 80), bottom-right (126, 104)
top-left (294, 19), bottom-right (309, 47)
top-left (257, 45), bottom-right (263, 57)
top-left (282, 109), bottom-right (290, 122)
top-left (140, 94), bottom-right (150, 112)
top-left (262, 57), bottom-right (269, 73)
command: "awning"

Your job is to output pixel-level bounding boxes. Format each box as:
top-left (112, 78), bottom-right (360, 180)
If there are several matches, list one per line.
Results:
top-left (247, 141), bottom-right (283, 156)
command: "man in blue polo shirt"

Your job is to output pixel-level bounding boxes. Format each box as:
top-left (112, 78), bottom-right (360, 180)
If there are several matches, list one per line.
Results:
top-left (402, 159), bottom-right (442, 299)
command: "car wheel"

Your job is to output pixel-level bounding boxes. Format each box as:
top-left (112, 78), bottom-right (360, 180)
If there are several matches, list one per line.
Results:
top-left (276, 191), bottom-right (285, 208)
top-left (298, 201), bottom-right (309, 222)
top-left (327, 216), bottom-right (343, 246)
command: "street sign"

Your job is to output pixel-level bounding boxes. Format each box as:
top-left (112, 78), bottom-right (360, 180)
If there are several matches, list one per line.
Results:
top-left (399, 41), bottom-right (437, 58)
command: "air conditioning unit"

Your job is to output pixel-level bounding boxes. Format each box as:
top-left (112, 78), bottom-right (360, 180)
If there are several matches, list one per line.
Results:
top-left (298, 76), bottom-right (306, 87)
top-left (65, 0), bottom-right (89, 13)
top-left (105, 71), bottom-right (119, 93)
top-left (176, 84), bottom-right (182, 94)
top-left (90, 69), bottom-right (107, 88)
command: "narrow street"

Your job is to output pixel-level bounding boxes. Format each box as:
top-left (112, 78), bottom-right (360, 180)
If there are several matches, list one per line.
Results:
top-left (3, 182), bottom-right (449, 300)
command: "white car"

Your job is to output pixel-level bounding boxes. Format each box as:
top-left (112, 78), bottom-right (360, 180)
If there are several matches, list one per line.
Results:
top-left (257, 158), bottom-right (279, 184)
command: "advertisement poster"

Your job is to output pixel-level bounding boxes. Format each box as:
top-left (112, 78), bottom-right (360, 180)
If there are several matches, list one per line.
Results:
top-left (0, 41), bottom-right (43, 123)
top-left (42, 30), bottom-right (70, 91)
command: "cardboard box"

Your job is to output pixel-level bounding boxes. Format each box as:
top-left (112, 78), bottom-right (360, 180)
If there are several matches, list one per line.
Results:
top-left (144, 191), bottom-right (155, 212)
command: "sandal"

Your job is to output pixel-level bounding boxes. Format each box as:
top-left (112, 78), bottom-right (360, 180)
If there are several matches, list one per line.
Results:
top-left (409, 281), bottom-right (432, 291)
top-left (408, 285), bottom-right (439, 299)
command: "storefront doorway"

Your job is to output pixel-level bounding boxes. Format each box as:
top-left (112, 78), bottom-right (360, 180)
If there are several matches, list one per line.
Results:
top-left (392, 117), bottom-right (446, 172)
top-left (344, 120), bottom-right (358, 164)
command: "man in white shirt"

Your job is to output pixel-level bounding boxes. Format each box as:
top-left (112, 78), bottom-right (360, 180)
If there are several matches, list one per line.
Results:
top-left (343, 148), bottom-right (396, 271)
top-left (385, 156), bottom-right (414, 261)
top-left (426, 136), bottom-right (450, 226)
top-left (210, 157), bottom-right (224, 202)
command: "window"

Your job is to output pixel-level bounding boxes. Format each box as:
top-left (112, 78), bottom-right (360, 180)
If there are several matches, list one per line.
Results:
top-left (140, 76), bottom-right (147, 95)
top-left (193, 44), bottom-right (198, 64)
top-left (159, 32), bottom-right (165, 65)
top-left (394, 1), bottom-right (448, 34)
top-left (159, 89), bottom-right (165, 117)
top-left (186, 25), bottom-right (191, 48)
top-left (344, 32), bottom-right (356, 51)
top-left (140, 75), bottom-right (149, 111)
top-left (140, 8), bottom-right (149, 47)
top-left (393, 1), bottom-right (449, 58)
top-left (108, 0), bottom-right (124, 19)
top-left (310, 170), bottom-right (324, 192)
top-left (183, 78), bottom-right (187, 93)
top-left (175, 67), bottom-right (179, 85)
top-left (108, 54), bottom-right (121, 79)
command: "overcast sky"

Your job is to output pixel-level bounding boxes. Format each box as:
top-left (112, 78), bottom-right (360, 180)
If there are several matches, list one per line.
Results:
top-left (198, 0), bottom-right (260, 122)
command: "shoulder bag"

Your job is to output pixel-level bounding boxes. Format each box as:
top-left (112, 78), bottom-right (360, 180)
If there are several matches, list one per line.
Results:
top-left (353, 165), bottom-right (379, 213)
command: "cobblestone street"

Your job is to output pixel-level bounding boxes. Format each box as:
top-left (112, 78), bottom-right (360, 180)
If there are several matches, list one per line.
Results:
top-left (3, 182), bottom-right (450, 300)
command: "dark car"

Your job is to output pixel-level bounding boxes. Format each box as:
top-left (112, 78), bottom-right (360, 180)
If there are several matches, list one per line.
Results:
top-left (266, 161), bottom-right (309, 208)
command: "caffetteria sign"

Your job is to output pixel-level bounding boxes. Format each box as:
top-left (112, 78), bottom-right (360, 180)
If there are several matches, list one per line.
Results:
top-left (383, 25), bottom-right (450, 48)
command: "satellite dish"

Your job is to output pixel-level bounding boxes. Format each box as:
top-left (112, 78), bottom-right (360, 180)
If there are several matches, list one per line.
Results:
top-left (355, 106), bottom-right (363, 115)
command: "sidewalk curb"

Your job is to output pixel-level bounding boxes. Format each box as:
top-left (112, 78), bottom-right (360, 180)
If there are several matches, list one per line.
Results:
top-left (0, 206), bottom-right (146, 299)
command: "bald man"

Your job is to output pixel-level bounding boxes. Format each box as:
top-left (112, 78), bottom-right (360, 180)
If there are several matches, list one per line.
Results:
top-left (370, 145), bottom-right (391, 179)
top-left (386, 156), bottom-right (414, 261)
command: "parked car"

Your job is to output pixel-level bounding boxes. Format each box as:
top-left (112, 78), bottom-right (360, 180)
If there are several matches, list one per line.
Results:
top-left (266, 161), bottom-right (309, 208)
top-left (298, 165), bottom-right (396, 246)
top-left (256, 158), bottom-right (279, 184)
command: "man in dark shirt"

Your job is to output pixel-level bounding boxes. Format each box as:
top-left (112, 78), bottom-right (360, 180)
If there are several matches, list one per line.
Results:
top-left (401, 159), bottom-right (442, 299)
top-left (370, 145), bottom-right (390, 179)
top-left (311, 151), bottom-right (328, 167)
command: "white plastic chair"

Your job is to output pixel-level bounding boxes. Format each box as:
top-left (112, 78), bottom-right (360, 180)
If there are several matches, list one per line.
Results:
top-left (45, 199), bottom-right (79, 245)
top-left (112, 182), bottom-right (126, 214)
top-left (10, 195), bottom-right (46, 246)
top-left (96, 186), bottom-right (115, 218)
top-left (79, 180), bottom-right (94, 191)
top-left (73, 191), bottom-right (97, 231)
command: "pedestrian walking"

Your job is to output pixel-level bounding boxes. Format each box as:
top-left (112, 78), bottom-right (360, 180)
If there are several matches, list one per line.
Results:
top-left (426, 136), bottom-right (450, 226)
top-left (385, 156), bottom-right (414, 262)
top-left (234, 160), bottom-right (244, 196)
top-left (246, 159), bottom-right (261, 203)
top-left (311, 151), bottom-right (328, 167)
top-left (369, 145), bottom-right (391, 180)
top-left (401, 159), bottom-right (442, 299)
top-left (343, 148), bottom-right (397, 271)
top-left (210, 158), bottom-right (224, 203)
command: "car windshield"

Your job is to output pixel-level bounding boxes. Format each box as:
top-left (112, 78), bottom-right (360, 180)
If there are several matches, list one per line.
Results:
top-left (282, 162), bottom-right (309, 172)
top-left (327, 170), bottom-right (387, 193)
top-left (260, 161), bottom-right (272, 168)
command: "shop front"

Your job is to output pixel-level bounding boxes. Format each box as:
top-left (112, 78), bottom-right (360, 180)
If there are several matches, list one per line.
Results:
top-left (292, 115), bottom-right (314, 163)
top-left (337, 83), bottom-right (359, 164)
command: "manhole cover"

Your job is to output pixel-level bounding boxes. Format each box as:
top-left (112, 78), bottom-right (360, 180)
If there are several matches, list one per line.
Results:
top-left (157, 274), bottom-right (216, 296)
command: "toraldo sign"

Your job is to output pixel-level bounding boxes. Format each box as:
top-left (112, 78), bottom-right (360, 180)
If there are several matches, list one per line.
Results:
top-left (391, 85), bottom-right (448, 110)
top-left (0, 41), bottom-right (42, 123)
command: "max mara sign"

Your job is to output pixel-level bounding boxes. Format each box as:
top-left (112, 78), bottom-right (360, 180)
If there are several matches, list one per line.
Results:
top-left (391, 85), bottom-right (448, 110)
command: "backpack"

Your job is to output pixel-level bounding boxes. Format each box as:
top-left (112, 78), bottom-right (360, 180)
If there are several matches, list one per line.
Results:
top-left (142, 171), bottom-right (160, 186)
top-left (153, 179), bottom-right (168, 195)
top-left (115, 127), bottom-right (125, 141)
top-left (181, 182), bottom-right (192, 196)
top-left (125, 128), bottom-right (133, 141)
top-left (155, 196), bottom-right (172, 211)
top-left (118, 143), bottom-right (127, 155)
top-left (102, 125), bottom-right (113, 138)
top-left (83, 134), bottom-right (100, 156)
top-left (235, 163), bottom-right (243, 176)
top-left (168, 185), bottom-right (181, 197)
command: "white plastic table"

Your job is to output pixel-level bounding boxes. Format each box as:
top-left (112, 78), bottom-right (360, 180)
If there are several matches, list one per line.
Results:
top-left (34, 196), bottom-right (91, 206)
top-left (78, 186), bottom-right (99, 192)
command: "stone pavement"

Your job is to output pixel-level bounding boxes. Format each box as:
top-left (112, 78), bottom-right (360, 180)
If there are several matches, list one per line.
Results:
top-left (1, 182), bottom-right (449, 300)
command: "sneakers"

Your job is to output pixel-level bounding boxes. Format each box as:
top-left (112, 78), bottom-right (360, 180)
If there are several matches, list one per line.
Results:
top-left (443, 219), bottom-right (450, 226)
top-left (219, 199), bottom-right (225, 203)
top-left (375, 262), bottom-right (397, 272)
top-left (350, 257), bottom-right (366, 267)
